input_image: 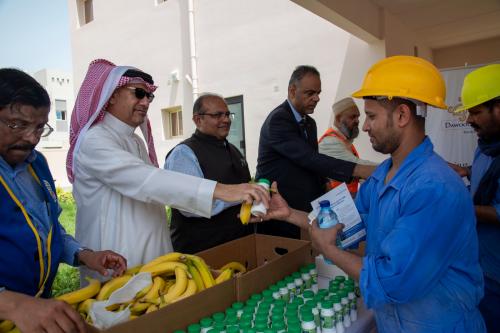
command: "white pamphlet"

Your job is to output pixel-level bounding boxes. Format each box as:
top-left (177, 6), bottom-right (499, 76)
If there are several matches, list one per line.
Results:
top-left (308, 183), bottom-right (366, 249)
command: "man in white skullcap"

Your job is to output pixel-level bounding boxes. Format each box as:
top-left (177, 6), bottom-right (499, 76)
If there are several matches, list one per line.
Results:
top-left (318, 97), bottom-right (376, 195)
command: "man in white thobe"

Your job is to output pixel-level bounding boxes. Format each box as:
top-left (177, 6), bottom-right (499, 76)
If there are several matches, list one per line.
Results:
top-left (67, 59), bottom-right (269, 282)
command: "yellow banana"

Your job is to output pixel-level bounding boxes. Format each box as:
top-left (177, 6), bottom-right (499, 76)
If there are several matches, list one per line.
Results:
top-left (185, 255), bottom-right (215, 288)
top-left (140, 252), bottom-right (184, 271)
top-left (96, 275), bottom-right (132, 301)
top-left (135, 281), bottom-right (153, 299)
top-left (130, 315), bottom-right (139, 320)
top-left (139, 261), bottom-right (187, 277)
top-left (125, 264), bottom-right (143, 275)
top-left (162, 279), bottom-right (176, 293)
top-left (219, 261), bottom-right (246, 273)
top-left (6, 327), bottom-right (20, 333)
top-left (0, 320), bottom-right (14, 333)
top-left (187, 263), bottom-right (205, 292)
top-left (145, 304), bottom-right (158, 314)
top-left (77, 298), bottom-right (96, 315)
top-left (172, 279), bottom-right (197, 303)
top-left (56, 277), bottom-right (101, 304)
top-left (141, 276), bottom-right (165, 302)
top-left (130, 301), bottom-right (150, 314)
top-left (161, 267), bottom-right (188, 304)
top-left (239, 202), bottom-right (252, 225)
top-left (215, 268), bottom-right (233, 284)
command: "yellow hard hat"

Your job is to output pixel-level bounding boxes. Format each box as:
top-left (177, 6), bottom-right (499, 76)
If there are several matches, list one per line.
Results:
top-left (352, 55), bottom-right (447, 109)
top-left (456, 64), bottom-right (500, 112)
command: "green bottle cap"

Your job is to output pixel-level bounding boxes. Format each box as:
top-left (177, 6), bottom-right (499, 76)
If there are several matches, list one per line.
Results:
top-left (287, 302), bottom-right (298, 310)
top-left (271, 313), bottom-right (282, 322)
top-left (292, 272), bottom-right (301, 279)
top-left (255, 322), bottom-right (267, 330)
top-left (331, 295), bottom-right (341, 303)
top-left (307, 263), bottom-right (316, 270)
top-left (334, 276), bottom-right (346, 282)
top-left (226, 316), bottom-right (239, 325)
top-left (338, 290), bottom-right (348, 298)
top-left (226, 327), bottom-right (239, 333)
top-left (274, 299), bottom-right (286, 308)
top-left (300, 267), bottom-right (308, 274)
top-left (239, 321), bottom-right (252, 329)
top-left (262, 289), bottom-right (273, 298)
top-left (328, 285), bottom-right (338, 293)
top-left (318, 288), bottom-right (329, 296)
top-left (241, 313), bottom-right (254, 322)
top-left (287, 316), bottom-right (300, 326)
top-left (276, 281), bottom-right (286, 288)
top-left (200, 317), bottom-right (213, 327)
top-left (243, 306), bottom-right (255, 315)
top-left (173, 331), bottom-right (185, 333)
top-left (258, 178), bottom-right (270, 185)
top-left (294, 297), bottom-right (304, 305)
top-left (212, 312), bottom-right (225, 323)
top-left (321, 300), bottom-right (334, 309)
top-left (302, 312), bottom-right (314, 322)
top-left (272, 320), bottom-right (285, 330)
top-left (214, 322), bottom-right (225, 330)
top-left (188, 323), bottom-right (201, 333)
top-left (242, 329), bottom-right (256, 333)
top-left (269, 284), bottom-right (279, 292)
top-left (246, 299), bottom-right (258, 307)
top-left (284, 276), bottom-right (293, 283)
top-left (263, 329), bottom-right (275, 333)
top-left (226, 307), bottom-right (237, 317)
top-left (232, 302), bottom-right (244, 310)
top-left (207, 329), bottom-right (220, 333)
top-left (288, 325), bottom-right (301, 333)
top-left (303, 290), bottom-right (314, 299)
top-left (251, 293), bottom-right (263, 301)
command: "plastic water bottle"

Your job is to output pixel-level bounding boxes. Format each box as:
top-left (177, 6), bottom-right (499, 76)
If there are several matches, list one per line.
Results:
top-left (250, 178), bottom-right (270, 217)
top-left (316, 200), bottom-right (341, 264)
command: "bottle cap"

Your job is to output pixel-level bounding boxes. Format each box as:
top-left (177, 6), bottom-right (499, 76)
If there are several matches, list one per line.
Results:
top-left (319, 200), bottom-right (331, 208)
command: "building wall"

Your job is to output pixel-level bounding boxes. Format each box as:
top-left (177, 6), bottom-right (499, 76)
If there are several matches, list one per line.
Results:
top-left (33, 69), bottom-right (74, 188)
top-left (433, 36), bottom-right (500, 69)
top-left (69, 0), bottom-right (381, 176)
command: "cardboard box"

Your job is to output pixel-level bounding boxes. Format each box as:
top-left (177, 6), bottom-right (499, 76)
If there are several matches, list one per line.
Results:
top-left (90, 234), bottom-right (313, 333)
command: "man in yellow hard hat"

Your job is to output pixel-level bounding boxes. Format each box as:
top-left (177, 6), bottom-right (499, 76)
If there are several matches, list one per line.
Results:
top-left (450, 64), bottom-right (500, 333)
top-left (262, 56), bottom-right (486, 332)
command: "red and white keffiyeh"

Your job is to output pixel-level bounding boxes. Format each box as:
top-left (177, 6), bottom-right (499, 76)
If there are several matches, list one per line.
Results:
top-left (66, 59), bottom-right (159, 183)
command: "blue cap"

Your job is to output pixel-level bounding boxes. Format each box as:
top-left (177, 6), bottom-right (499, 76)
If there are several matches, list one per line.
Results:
top-left (319, 200), bottom-right (331, 208)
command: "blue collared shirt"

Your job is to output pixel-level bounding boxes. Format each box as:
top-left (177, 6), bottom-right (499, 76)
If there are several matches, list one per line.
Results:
top-left (470, 148), bottom-right (500, 218)
top-left (0, 151), bottom-right (80, 267)
top-left (356, 137), bottom-right (485, 332)
top-left (164, 145), bottom-right (238, 217)
top-left (287, 99), bottom-right (304, 123)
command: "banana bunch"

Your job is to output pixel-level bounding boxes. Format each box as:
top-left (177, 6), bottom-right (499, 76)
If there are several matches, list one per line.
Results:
top-left (49, 251), bottom-right (246, 325)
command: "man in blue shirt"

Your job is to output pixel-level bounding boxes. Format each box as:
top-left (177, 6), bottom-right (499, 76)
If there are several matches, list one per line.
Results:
top-left (450, 64), bottom-right (500, 332)
top-left (0, 68), bottom-right (127, 333)
top-left (262, 56), bottom-right (485, 332)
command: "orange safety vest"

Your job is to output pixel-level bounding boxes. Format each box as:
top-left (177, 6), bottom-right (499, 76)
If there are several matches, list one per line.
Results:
top-left (318, 128), bottom-right (359, 195)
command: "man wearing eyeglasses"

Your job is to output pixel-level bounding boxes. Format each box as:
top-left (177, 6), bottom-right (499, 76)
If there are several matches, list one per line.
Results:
top-left (0, 68), bottom-right (127, 333)
top-left (69, 60), bottom-right (269, 282)
top-left (165, 93), bottom-right (252, 253)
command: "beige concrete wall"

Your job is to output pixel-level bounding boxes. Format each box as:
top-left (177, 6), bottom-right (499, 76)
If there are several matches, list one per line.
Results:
top-left (68, 0), bottom-right (361, 176)
top-left (332, 36), bottom-right (387, 164)
top-left (433, 36), bottom-right (500, 69)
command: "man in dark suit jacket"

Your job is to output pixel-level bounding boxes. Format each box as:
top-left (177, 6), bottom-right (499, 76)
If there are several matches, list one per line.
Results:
top-left (256, 65), bottom-right (374, 239)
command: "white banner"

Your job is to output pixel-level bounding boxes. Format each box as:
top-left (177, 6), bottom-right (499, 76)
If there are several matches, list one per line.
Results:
top-left (426, 66), bottom-right (480, 167)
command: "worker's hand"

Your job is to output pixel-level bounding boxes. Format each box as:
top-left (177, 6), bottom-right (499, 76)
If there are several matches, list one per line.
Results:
top-left (5, 291), bottom-right (87, 333)
top-left (78, 249), bottom-right (127, 278)
top-left (250, 182), bottom-right (291, 223)
top-left (214, 182), bottom-right (270, 206)
top-left (447, 162), bottom-right (470, 178)
top-left (309, 219), bottom-right (344, 257)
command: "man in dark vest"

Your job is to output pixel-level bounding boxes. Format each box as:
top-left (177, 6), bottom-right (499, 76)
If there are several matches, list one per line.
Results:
top-left (165, 93), bottom-right (251, 253)
top-left (0, 68), bottom-right (126, 333)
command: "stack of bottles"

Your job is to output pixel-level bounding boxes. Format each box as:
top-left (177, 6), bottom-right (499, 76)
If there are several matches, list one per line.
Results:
top-left (173, 263), bottom-right (360, 333)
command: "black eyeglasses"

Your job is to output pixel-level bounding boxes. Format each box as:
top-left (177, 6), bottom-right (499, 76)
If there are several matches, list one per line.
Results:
top-left (198, 112), bottom-right (235, 120)
top-left (0, 118), bottom-right (54, 137)
top-left (126, 87), bottom-right (155, 102)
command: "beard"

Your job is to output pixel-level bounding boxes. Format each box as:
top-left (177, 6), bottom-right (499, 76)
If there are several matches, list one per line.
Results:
top-left (339, 122), bottom-right (359, 140)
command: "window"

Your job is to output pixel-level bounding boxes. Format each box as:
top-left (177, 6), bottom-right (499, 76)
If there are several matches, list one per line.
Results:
top-left (77, 0), bottom-right (94, 26)
top-left (55, 99), bottom-right (68, 132)
top-left (161, 106), bottom-right (183, 139)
